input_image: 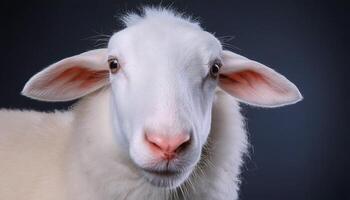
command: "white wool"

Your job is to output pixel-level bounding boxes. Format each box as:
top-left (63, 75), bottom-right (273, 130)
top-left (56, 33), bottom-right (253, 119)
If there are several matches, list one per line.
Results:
top-left (0, 109), bottom-right (73, 200)
top-left (121, 7), bottom-right (201, 29)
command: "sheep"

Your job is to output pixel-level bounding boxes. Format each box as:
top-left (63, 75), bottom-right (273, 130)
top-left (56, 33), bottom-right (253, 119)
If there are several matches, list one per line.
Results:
top-left (0, 7), bottom-right (302, 200)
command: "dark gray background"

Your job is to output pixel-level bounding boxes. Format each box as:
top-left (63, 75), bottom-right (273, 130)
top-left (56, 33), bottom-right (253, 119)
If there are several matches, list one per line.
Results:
top-left (1, 0), bottom-right (348, 199)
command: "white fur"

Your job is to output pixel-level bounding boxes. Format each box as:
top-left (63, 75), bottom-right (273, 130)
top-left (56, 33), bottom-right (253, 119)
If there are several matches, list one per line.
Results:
top-left (0, 7), bottom-right (301, 200)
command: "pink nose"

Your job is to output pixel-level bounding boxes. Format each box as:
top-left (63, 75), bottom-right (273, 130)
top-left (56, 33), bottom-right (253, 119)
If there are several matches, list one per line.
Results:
top-left (145, 131), bottom-right (191, 159)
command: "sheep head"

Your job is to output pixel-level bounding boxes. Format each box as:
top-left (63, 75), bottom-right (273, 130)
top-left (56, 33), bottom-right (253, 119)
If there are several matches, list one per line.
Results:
top-left (22, 8), bottom-right (302, 189)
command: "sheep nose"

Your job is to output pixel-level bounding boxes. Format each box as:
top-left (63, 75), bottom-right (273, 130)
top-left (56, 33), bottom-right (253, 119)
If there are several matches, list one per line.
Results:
top-left (145, 131), bottom-right (191, 159)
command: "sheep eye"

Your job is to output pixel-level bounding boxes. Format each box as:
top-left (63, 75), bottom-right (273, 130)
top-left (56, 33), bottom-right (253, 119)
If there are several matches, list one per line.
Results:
top-left (210, 61), bottom-right (222, 78)
top-left (108, 57), bottom-right (120, 74)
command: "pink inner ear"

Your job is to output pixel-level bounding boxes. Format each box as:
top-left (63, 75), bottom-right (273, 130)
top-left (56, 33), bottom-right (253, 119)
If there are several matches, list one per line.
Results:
top-left (219, 69), bottom-right (291, 104)
top-left (48, 66), bottom-right (109, 89)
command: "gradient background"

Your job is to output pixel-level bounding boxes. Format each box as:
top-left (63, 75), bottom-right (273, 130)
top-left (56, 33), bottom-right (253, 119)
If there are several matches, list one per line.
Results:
top-left (1, 0), bottom-right (348, 199)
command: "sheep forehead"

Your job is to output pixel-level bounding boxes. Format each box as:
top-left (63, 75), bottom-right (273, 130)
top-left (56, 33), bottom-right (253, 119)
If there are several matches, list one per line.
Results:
top-left (108, 9), bottom-right (222, 71)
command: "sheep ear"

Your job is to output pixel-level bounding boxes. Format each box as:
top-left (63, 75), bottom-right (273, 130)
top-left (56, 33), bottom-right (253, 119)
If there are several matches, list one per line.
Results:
top-left (22, 49), bottom-right (110, 102)
top-left (219, 50), bottom-right (302, 107)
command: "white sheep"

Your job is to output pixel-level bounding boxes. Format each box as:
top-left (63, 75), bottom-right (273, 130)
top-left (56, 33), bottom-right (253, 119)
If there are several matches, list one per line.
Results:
top-left (0, 8), bottom-right (302, 200)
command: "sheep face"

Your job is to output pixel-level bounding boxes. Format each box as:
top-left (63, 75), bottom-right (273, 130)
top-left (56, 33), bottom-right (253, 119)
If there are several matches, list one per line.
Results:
top-left (107, 22), bottom-right (222, 188)
top-left (21, 9), bottom-right (302, 190)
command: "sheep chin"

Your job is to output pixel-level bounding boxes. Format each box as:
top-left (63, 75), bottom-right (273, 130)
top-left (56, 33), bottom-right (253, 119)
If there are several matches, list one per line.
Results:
top-left (141, 168), bottom-right (192, 189)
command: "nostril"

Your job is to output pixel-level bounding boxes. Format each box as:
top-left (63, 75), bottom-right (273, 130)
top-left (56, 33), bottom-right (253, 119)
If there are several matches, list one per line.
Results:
top-left (145, 133), bottom-right (165, 150)
top-left (148, 140), bottom-right (162, 150)
top-left (175, 137), bottom-right (191, 153)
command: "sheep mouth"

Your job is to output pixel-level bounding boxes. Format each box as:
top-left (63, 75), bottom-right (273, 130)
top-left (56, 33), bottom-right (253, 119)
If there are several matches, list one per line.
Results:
top-left (141, 168), bottom-right (187, 188)
top-left (143, 168), bottom-right (181, 176)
